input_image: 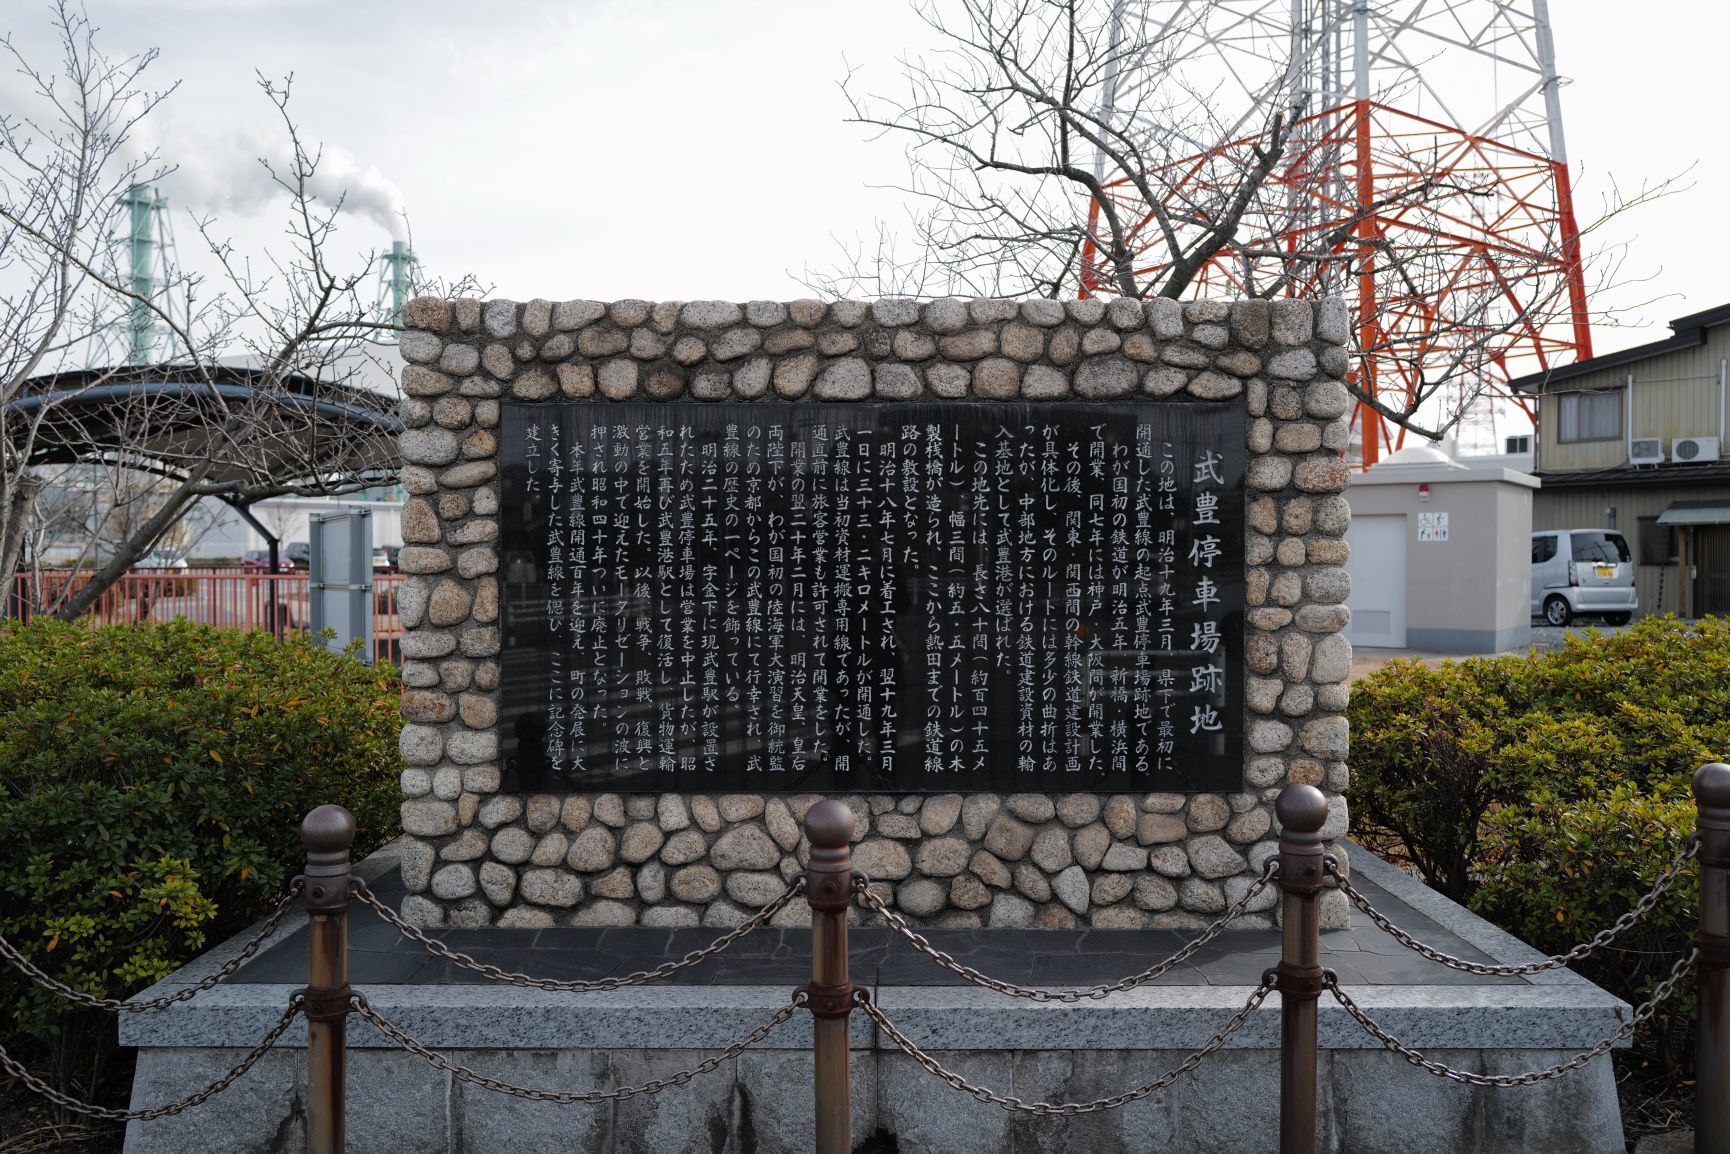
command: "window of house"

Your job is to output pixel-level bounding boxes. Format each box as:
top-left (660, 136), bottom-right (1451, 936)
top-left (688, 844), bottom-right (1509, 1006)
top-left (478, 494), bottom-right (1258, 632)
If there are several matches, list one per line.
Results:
top-left (1638, 516), bottom-right (1679, 566)
top-left (1556, 391), bottom-right (1622, 442)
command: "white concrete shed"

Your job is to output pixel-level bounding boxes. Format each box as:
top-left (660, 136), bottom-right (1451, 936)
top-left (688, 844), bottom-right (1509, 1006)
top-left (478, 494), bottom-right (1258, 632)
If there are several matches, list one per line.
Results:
top-left (1343, 445), bottom-right (1539, 652)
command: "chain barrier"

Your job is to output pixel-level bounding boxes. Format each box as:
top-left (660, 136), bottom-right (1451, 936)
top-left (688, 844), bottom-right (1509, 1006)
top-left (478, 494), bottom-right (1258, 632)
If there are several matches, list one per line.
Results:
top-left (351, 876), bottom-right (803, 993)
top-left (856, 977), bottom-right (1275, 1115)
top-left (0, 998), bottom-right (301, 1121)
top-left (1323, 948), bottom-right (1698, 1087)
top-left (0, 794), bottom-right (1710, 1131)
top-left (854, 859), bottom-right (1278, 1003)
top-left (1325, 838), bottom-right (1698, 977)
top-left (0, 886), bottom-right (302, 1013)
top-left (351, 991), bottom-right (804, 1103)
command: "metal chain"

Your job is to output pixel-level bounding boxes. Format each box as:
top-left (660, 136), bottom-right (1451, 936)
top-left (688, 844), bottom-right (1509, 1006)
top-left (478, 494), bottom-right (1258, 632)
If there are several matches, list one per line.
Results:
top-left (0, 887), bottom-right (302, 1013)
top-left (1324, 948), bottom-right (1698, 1086)
top-left (858, 978), bottom-right (1275, 1115)
top-left (352, 876), bottom-right (803, 992)
top-left (0, 998), bottom-right (301, 1121)
top-left (351, 992), bottom-right (803, 1102)
top-left (854, 859), bottom-right (1278, 1002)
top-left (1325, 838), bottom-right (1697, 977)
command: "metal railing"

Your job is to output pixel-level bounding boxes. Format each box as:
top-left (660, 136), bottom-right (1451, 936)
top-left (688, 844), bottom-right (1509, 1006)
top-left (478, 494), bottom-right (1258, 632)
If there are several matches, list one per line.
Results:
top-left (7, 569), bottom-right (406, 664)
top-left (1, 765), bottom-right (1727, 1153)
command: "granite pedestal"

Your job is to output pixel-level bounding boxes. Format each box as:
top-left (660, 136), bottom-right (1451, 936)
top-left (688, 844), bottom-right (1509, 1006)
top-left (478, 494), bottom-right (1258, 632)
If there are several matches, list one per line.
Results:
top-left (120, 843), bottom-right (1629, 1153)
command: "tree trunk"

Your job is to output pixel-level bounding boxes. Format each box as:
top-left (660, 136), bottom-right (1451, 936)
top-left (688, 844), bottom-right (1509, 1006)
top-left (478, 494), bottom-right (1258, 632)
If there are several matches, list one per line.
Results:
top-left (53, 462), bottom-right (215, 622)
top-left (0, 471), bottom-right (42, 619)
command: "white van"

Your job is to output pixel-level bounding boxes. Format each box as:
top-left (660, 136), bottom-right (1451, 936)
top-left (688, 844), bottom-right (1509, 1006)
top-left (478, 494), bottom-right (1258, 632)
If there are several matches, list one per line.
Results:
top-left (1530, 529), bottom-right (1636, 627)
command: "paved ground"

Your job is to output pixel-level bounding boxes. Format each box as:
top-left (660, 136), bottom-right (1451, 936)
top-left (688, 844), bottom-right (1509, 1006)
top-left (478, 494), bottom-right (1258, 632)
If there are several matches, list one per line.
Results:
top-left (1350, 619), bottom-right (1635, 681)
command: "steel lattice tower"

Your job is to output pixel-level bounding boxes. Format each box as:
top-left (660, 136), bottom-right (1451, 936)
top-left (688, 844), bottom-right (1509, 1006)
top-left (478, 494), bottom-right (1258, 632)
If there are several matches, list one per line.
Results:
top-left (1079, 0), bottom-right (1589, 464)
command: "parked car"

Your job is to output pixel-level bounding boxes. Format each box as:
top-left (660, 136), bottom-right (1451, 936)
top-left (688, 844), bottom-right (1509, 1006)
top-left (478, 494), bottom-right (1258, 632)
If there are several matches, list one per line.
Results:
top-left (372, 546), bottom-right (392, 572)
top-left (283, 541), bottom-right (311, 570)
top-left (135, 551), bottom-right (188, 571)
top-left (1530, 529), bottom-right (1635, 627)
top-left (240, 549), bottom-right (293, 573)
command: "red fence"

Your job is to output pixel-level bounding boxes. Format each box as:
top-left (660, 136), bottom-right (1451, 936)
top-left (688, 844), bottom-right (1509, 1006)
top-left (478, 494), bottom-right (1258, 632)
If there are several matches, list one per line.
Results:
top-left (9, 570), bottom-right (406, 665)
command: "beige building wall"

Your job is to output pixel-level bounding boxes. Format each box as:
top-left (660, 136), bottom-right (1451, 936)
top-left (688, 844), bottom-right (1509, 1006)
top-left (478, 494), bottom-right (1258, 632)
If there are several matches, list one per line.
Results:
top-left (1519, 306), bottom-right (1730, 622)
top-left (1536, 320), bottom-right (1728, 474)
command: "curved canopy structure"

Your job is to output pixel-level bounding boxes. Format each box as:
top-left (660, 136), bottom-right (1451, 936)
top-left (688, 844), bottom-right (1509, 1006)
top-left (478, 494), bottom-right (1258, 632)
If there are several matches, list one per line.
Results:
top-left (4, 363), bottom-right (402, 497)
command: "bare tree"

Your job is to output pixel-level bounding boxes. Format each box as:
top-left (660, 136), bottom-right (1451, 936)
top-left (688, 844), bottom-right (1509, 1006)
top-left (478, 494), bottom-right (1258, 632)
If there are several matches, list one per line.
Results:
top-left (254, 498), bottom-right (303, 546)
top-left (0, 2), bottom-right (172, 609)
top-left (815, 0), bottom-right (1678, 441)
top-left (820, 0), bottom-right (1304, 302)
top-left (1, 10), bottom-right (478, 620)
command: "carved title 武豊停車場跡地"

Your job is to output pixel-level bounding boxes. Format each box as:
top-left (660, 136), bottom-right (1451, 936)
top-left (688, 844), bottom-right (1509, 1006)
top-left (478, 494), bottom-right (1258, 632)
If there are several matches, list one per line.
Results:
top-left (497, 402), bottom-right (1244, 794)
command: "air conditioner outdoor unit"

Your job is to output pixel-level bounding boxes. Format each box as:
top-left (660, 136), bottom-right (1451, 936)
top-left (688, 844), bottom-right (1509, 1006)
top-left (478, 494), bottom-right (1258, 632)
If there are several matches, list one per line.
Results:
top-left (1672, 436), bottom-right (1722, 464)
top-left (1628, 438), bottom-right (1665, 466)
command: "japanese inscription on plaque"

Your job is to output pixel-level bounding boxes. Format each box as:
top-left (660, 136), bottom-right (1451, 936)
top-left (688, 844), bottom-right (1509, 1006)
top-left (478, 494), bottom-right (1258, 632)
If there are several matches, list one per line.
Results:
top-left (498, 403), bottom-right (1244, 794)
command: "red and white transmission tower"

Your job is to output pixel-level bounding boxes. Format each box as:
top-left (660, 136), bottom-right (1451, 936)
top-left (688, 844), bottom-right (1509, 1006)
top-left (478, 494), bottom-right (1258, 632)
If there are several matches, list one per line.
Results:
top-left (1079, 0), bottom-right (1590, 465)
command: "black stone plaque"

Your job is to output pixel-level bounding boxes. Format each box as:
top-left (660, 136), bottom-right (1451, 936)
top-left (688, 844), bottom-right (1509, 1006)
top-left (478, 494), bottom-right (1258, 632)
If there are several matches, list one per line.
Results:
top-left (497, 402), bottom-right (1244, 794)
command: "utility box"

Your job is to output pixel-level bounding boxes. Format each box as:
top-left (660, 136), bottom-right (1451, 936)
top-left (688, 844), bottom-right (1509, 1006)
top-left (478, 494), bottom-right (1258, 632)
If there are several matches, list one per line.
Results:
top-left (308, 508), bottom-right (375, 663)
top-left (1344, 446), bottom-right (1538, 653)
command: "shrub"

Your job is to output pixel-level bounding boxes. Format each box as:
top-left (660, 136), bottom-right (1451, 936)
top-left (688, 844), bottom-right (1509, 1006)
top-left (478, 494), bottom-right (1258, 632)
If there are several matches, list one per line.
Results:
top-left (1349, 615), bottom-right (1730, 1077)
top-left (1349, 614), bottom-right (1730, 901)
top-left (0, 619), bottom-right (401, 1102)
top-left (1471, 779), bottom-right (1697, 1068)
top-left (1345, 654), bottom-right (1527, 902)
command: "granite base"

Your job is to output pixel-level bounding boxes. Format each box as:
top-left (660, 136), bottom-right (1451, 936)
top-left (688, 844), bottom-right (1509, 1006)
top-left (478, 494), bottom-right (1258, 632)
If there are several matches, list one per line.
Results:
top-left (119, 846), bottom-right (1630, 1154)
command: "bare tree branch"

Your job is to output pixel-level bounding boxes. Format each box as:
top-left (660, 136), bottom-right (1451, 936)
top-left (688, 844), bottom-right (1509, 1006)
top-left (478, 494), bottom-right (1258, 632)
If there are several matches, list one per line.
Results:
top-left (810, 0), bottom-right (1682, 444)
top-left (1, 12), bottom-right (480, 620)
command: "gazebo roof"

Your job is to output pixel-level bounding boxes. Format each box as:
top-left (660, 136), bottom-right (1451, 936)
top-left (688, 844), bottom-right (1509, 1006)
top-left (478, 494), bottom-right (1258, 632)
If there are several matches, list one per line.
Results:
top-left (5, 363), bottom-right (402, 493)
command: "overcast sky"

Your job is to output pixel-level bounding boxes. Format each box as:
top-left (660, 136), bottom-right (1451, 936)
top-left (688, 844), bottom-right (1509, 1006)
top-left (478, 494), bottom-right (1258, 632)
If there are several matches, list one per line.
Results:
top-left (7, 0), bottom-right (1724, 358)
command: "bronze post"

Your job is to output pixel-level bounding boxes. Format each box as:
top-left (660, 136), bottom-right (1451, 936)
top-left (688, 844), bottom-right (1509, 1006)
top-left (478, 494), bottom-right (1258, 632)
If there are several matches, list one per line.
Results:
top-left (802, 799), bottom-right (856, 1154)
top-left (1696, 764), bottom-right (1730, 1154)
top-left (299, 804), bottom-right (356, 1154)
top-left (1274, 784), bottom-right (1328, 1154)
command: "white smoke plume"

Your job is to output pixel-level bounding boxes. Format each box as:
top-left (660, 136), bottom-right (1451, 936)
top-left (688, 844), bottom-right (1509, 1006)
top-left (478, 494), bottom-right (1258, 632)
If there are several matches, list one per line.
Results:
top-left (0, 24), bottom-right (412, 245)
top-left (154, 129), bottom-right (408, 241)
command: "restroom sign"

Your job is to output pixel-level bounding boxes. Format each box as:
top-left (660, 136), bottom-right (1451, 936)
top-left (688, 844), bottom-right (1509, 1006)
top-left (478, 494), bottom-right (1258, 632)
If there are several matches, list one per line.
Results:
top-left (1418, 511), bottom-right (1450, 542)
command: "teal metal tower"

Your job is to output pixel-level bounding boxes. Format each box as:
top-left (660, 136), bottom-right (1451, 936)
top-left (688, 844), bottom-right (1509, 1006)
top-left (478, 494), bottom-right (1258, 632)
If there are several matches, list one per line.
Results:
top-left (381, 240), bottom-right (415, 331)
top-left (120, 183), bottom-right (161, 364)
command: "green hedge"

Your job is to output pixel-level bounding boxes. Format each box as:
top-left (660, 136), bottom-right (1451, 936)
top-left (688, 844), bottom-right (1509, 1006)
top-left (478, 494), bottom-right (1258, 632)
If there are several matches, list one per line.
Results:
top-left (1349, 615), bottom-right (1730, 1067)
top-left (0, 620), bottom-right (401, 1101)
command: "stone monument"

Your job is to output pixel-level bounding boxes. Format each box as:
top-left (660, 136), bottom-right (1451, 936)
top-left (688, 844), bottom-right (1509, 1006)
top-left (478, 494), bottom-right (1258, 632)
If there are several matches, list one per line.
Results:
top-left (392, 295), bottom-right (1354, 930)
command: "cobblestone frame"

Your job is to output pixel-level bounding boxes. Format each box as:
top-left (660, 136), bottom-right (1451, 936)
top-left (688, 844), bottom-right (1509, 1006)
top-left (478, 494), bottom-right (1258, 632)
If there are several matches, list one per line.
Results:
top-left (394, 295), bottom-right (1354, 931)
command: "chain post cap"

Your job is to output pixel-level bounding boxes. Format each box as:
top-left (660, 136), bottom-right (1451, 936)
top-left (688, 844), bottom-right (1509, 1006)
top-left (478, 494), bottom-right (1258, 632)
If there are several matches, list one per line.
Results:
top-left (1695, 763), bottom-right (1730, 809)
top-left (1275, 784), bottom-right (1329, 834)
top-left (804, 799), bottom-right (855, 849)
top-left (302, 804), bottom-right (357, 856)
